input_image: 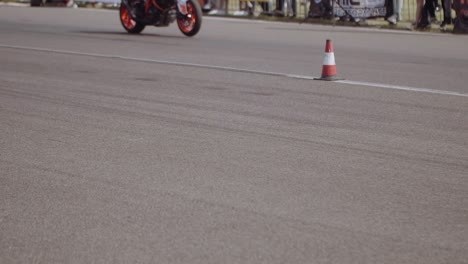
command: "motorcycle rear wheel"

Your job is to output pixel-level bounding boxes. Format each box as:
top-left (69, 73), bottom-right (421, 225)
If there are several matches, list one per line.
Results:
top-left (177, 0), bottom-right (202, 37)
top-left (120, 4), bottom-right (146, 34)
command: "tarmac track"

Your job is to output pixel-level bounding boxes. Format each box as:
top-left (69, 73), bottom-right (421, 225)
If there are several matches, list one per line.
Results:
top-left (1, 6), bottom-right (468, 264)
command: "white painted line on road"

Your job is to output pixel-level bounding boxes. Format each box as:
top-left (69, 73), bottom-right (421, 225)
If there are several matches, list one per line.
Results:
top-left (337, 80), bottom-right (468, 98)
top-left (1, 44), bottom-right (467, 98)
top-left (0, 44), bottom-right (288, 76)
top-left (285, 74), bottom-right (468, 98)
top-left (287, 74), bottom-right (468, 97)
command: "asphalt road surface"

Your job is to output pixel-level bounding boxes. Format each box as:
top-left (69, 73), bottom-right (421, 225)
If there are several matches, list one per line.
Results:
top-left (1, 5), bottom-right (468, 264)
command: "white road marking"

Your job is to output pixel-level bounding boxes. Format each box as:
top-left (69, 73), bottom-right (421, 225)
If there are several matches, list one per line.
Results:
top-left (336, 80), bottom-right (468, 98)
top-left (1, 44), bottom-right (467, 98)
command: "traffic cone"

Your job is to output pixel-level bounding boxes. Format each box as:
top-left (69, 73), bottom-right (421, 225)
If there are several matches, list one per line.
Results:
top-left (315, 39), bottom-right (343, 81)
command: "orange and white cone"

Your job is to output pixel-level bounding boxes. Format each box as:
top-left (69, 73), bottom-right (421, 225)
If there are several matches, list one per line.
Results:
top-left (315, 39), bottom-right (343, 81)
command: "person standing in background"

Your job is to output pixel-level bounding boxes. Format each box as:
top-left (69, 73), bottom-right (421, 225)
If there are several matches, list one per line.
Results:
top-left (452, 0), bottom-right (468, 33)
top-left (428, 0), bottom-right (440, 23)
top-left (308, 0), bottom-right (333, 19)
top-left (440, 0), bottom-right (453, 29)
top-left (273, 0), bottom-right (285, 16)
top-left (207, 0), bottom-right (226, 15)
top-left (418, 0), bottom-right (439, 28)
top-left (397, 0), bottom-right (403, 21)
top-left (273, 0), bottom-right (296, 17)
top-left (286, 0), bottom-right (297, 17)
top-left (387, 0), bottom-right (403, 24)
top-left (259, 0), bottom-right (271, 14)
top-left (413, 0), bottom-right (425, 28)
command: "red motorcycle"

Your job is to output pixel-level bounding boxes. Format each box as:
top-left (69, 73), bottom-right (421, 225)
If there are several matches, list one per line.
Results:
top-left (119, 0), bottom-right (202, 36)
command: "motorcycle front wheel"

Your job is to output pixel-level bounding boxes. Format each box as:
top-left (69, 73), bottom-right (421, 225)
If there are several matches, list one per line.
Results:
top-left (120, 3), bottom-right (146, 34)
top-left (177, 0), bottom-right (202, 37)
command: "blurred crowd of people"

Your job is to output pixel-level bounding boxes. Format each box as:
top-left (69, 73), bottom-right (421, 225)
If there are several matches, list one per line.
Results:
top-left (200, 0), bottom-right (297, 17)
top-left (391, 0), bottom-right (468, 32)
top-left (199, 0), bottom-right (467, 32)
top-left (406, 0), bottom-right (453, 29)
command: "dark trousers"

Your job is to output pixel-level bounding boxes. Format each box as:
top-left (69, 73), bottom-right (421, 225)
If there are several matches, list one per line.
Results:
top-left (430, 0), bottom-right (439, 17)
top-left (420, 0), bottom-right (436, 25)
top-left (276, 0), bottom-right (283, 10)
top-left (251, 1), bottom-right (270, 12)
top-left (291, 0), bottom-right (297, 14)
top-left (260, 2), bottom-right (269, 12)
top-left (441, 0), bottom-right (452, 23)
top-left (276, 0), bottom-right (296, 14)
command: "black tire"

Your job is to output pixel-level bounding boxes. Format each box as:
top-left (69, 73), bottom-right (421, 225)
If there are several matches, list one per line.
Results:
top-left (119, 4), bottom-right (145, 34)
top-left (177, 0), bottom-right (202, 37)
top-left (30, 0), bottom-right (42, 6)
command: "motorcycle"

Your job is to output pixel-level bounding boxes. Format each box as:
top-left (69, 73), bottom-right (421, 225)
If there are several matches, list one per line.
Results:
top-left (119, 0), bottom-right (202, 36)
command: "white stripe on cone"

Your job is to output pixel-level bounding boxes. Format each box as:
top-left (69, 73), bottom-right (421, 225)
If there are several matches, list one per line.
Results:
top-left (322, 53), bottom-right (336, 66)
